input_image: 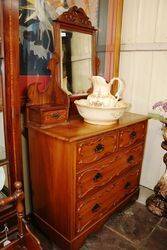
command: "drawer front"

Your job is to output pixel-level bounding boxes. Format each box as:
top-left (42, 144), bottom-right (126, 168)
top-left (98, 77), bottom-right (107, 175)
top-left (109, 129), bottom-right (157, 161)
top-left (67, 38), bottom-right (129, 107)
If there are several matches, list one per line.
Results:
top-left (77, 143), bottom-right (144, 199)
top-left (76, 167), bottom-right (140, 233)
top-left (42, 109), bottom-right (67, 124)
top-left (77, 132), bottom-right (118, 167)
top-left (119, 121), bottom-right (147, 149)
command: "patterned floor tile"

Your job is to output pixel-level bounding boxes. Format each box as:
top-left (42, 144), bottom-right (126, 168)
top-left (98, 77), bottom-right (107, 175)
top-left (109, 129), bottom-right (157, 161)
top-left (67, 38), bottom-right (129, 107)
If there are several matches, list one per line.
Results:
top-left (81, 226), bottom-right (135, 250)
top-left (159, 218), bottom-right (167, 230)
top-left (106, 202), bottom-right (160, 245)
top-left (140, 226), bottom-right (167, 250)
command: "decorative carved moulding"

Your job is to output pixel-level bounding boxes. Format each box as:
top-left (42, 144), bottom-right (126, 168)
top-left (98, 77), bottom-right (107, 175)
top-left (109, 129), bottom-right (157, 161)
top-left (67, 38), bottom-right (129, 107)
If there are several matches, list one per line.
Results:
top-left (55, 6), bottom-right (95, 30)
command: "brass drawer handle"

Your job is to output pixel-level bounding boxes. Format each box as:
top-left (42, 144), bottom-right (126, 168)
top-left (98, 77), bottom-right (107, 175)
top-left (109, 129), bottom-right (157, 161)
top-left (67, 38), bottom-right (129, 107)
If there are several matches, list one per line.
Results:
top-left (124, 181), bottom-right (131, 189)
top-left (130, 131), bottom-right (137, 139)
top-left (127, 155), bottom-right (134, 163)
top-left (93, 172), bottom-right (103, 181)
top-left (95, 144), bottom-right (104, 153)
top-left (50, 113), bottom-right (61, 119)
top-left (92, 203), bottom-right (101, 213)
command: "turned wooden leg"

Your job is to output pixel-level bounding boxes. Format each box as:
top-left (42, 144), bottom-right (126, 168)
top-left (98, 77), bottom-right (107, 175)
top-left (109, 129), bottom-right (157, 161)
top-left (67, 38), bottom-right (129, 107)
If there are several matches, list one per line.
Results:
top-left (146, 141), bottom-right (167, 217)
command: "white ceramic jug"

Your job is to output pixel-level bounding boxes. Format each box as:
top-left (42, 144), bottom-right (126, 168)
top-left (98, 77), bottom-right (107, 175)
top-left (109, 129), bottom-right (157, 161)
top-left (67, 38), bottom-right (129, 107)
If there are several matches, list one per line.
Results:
top-left (87, 76), bottom-right (124, 107)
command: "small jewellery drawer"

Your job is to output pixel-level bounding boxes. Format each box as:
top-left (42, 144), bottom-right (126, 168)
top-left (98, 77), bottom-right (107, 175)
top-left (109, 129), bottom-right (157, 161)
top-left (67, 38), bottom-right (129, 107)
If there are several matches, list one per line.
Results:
top-left (119, 121), bottom-right (147, 149)
top-left (76, 132), bottom-right (118, 167)
top-left (77, 143), bottom-right (144, 199)
top-left (28, 104), bottom-right (68, 126)
top-left (76, 167), bottom-right (140, 233)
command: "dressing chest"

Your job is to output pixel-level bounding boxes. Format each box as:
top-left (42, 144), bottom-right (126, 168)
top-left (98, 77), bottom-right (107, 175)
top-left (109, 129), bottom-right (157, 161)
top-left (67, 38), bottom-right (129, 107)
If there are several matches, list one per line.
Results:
top-left (26, 4), bottom-right (148, 249)
top-left (28, 112), bottom-right (147, 249)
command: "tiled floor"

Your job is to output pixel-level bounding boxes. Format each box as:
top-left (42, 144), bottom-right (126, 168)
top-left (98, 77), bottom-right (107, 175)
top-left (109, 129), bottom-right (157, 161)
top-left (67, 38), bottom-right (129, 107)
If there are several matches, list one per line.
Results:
top-left (34, 202), bottom-right (167, 250)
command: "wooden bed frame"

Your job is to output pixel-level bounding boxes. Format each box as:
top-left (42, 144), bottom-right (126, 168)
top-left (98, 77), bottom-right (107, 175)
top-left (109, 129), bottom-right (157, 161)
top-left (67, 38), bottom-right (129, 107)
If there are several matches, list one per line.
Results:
top-left (0, 182), bottom-right (42, 250)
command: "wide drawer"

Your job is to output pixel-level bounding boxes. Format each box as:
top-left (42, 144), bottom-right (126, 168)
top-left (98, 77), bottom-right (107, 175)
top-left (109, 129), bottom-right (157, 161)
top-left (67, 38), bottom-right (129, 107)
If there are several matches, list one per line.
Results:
top-left (119, 121), bottom-right (147, 149)
top-left (76, 167), bottom-right (140, 233)
top-left (76, 132), bottom-right (118, 167)
top-left (76, 143), bottom-right (144, 199)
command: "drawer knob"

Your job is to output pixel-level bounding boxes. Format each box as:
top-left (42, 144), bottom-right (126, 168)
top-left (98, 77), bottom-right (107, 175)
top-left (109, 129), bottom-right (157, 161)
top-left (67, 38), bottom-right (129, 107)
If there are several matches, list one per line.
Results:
top-left (130, 131), bottom-right (137, 139)
top-left (50, 113), bottom-right (60, 119)
top-left (92, 203), bottom-right (101, 213)
top-left (127, 155), bottom-right (134, 163)
top-left (93, 172), bottom-right (103, 181)
top-left (95, 144), bottom-right (104, 153)
top-left (124, 181), bottom-right (131, 189)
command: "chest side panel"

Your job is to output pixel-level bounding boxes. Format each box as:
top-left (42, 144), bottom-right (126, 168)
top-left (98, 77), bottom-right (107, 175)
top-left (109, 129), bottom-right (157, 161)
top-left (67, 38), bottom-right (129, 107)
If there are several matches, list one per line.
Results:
top-left (28, 127), bottom-right (76, 239)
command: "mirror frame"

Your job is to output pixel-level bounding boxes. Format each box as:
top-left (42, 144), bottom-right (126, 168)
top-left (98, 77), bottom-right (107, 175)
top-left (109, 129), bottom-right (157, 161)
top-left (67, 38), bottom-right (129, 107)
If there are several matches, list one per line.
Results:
top-left (48, 6), bottom-right (99, 117)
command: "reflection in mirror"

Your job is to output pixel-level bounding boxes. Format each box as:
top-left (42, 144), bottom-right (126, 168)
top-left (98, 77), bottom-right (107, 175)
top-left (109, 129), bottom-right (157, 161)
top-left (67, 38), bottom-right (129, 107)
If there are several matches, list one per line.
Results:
top-left (61, 30), bottom-right (92, 95)
top-left (0, 59), bottom-right (6, 161)
top-left (0, 165), bottom-right (8, 198)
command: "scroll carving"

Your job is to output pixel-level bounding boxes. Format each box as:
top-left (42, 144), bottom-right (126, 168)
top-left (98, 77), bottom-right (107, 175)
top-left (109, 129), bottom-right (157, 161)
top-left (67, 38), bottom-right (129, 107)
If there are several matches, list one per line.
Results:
top-left (55, 6), bottom-right (95, 30)
top-left (26, 53), bottom-right (60, 106)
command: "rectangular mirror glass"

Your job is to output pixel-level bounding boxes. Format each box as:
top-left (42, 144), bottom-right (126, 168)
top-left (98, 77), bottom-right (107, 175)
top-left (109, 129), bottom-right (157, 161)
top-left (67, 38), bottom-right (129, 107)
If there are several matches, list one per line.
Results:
top-left (0, 59), bottom-right (6, 161)
top-left (61, 30), bottom-right (92, 95)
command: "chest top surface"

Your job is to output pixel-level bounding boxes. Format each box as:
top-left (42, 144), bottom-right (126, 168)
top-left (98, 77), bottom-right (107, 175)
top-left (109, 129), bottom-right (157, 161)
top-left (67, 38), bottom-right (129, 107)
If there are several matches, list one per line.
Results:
top-left (29, 112), bottom-right (148, 142)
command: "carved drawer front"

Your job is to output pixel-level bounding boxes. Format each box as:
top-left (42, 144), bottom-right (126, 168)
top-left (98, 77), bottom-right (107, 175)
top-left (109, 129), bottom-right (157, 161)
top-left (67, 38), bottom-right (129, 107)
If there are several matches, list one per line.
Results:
top-left (77, 143), bottom-right (144, 199)
top-left (119, 121), bottom-right (147, 149)
top-left (76, 167), bottom-right (140, 233)
top-left (41, 109), bottom-right (67, 124)
top-left (76, 132), bottom-right (118, 167)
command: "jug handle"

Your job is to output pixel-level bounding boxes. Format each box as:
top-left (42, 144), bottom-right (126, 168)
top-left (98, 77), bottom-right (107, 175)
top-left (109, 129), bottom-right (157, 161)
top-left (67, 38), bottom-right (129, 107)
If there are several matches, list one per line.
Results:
top-left (109, 77), bottom-right (125, 100)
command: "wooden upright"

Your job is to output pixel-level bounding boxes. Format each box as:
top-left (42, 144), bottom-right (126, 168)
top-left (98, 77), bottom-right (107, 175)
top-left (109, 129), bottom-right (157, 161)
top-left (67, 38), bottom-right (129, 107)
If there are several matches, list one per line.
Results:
top-left (0, 0), bottom-right (22, 240)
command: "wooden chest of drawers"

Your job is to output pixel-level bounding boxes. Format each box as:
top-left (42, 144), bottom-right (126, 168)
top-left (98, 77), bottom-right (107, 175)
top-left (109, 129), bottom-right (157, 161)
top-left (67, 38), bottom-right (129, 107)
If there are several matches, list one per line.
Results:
top-left (28, 112), bottom-right (148, 250)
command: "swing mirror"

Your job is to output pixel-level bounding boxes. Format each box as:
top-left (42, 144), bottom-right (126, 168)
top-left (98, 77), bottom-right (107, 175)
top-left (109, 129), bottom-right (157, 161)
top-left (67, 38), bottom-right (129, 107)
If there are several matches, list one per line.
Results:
top-left (53, 6), bottom-right (98, 98)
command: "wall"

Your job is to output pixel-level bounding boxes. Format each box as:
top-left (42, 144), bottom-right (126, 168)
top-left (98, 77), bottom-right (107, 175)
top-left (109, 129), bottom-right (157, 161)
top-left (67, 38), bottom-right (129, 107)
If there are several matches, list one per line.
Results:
top-left (119, 0), bottom-right (167, 189)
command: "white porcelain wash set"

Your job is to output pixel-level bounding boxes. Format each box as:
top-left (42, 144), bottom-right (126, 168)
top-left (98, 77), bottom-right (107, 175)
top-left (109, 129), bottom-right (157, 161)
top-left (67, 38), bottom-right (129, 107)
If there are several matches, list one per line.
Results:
top-left (75, 76), bottom-right (129, 125)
